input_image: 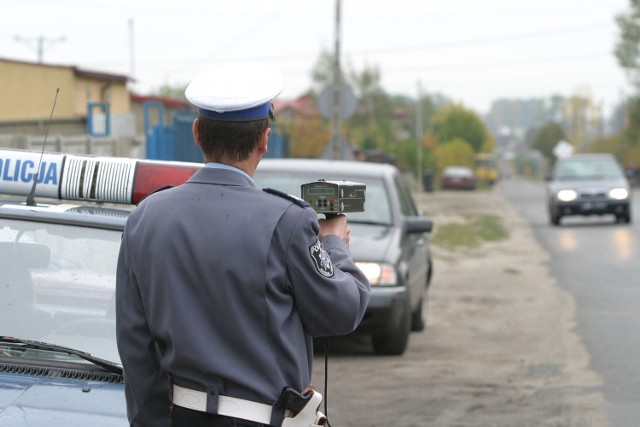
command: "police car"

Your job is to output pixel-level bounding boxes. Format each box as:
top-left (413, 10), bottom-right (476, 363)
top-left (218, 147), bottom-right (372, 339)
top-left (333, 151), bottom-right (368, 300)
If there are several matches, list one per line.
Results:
top-left (0, 148), bottom-right (199, 425)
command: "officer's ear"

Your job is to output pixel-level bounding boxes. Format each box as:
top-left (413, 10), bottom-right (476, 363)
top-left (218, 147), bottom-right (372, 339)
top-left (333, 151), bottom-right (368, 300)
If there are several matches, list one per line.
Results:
top-left (193, 119), bottom-right (202, 148)
top-left (257, 127), bottom-right (270, 155)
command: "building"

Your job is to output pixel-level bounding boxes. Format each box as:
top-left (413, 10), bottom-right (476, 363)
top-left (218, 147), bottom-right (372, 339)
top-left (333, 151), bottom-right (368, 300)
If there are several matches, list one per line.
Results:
top-left (0, 57), bottom-right (294, 162)
top-left (0, 58), bottom-right (198, 159)
top-left (0, 57), bottom-right (131, 136)
top-left (129, 93), bottom-right (191, 137)
top-left (272, 93), bottom-right (331, 158)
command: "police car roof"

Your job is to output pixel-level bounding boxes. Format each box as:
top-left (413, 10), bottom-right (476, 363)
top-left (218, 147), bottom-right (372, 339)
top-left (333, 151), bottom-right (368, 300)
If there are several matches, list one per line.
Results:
top-left (0, 148), bottom-right (204, 230)
top-left (0, 148), bottom-right (201, 206)
top-left (0, 199), bottom-right (131, 231)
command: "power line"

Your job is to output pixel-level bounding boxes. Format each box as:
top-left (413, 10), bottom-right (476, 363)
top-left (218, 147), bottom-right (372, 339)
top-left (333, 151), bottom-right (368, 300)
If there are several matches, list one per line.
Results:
top-left (58, 20), bottom-right (616, 68)
top-left (383, 51), bottom-right (615, 74)
top-left (184, 0), bottom-right (298, 70)
top-left (14, 35), bottom-right (65, 63)
top-left (348, 22), bottom-right (614, 56)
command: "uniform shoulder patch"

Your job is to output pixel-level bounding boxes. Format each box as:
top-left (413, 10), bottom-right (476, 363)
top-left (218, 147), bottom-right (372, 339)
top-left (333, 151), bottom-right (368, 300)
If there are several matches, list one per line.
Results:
top-left (309, 238), bottom-right (334, 277)
top-left (263, 188), bottom-right (309, 208)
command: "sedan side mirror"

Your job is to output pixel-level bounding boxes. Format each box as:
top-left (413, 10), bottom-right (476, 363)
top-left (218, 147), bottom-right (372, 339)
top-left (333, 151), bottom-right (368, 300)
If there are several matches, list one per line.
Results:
top-left (404, 217), bottom-right (433, 234)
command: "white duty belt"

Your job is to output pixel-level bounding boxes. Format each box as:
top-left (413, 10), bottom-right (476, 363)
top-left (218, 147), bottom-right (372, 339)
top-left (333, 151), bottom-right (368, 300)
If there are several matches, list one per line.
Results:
top-left (172, 384), bottom-right (273, 424)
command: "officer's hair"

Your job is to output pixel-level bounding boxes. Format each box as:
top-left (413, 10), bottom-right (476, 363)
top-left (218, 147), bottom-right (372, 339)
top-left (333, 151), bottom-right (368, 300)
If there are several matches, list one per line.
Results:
top-left (197, 116), bottom-right (271, 162)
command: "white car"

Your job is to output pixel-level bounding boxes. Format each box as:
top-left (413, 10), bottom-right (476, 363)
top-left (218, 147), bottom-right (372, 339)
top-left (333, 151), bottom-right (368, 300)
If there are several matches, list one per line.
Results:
top-left (546, 153), bottom-right (632, 225)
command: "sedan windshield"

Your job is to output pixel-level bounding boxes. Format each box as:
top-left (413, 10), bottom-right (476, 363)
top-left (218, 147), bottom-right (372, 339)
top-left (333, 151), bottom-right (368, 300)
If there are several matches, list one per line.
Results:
top-left (254, 171), bottom-right (391, 225)
top-left (554, 158), bottom-right (625, 181)
top-left (0, 219), bottom-right (121, 364)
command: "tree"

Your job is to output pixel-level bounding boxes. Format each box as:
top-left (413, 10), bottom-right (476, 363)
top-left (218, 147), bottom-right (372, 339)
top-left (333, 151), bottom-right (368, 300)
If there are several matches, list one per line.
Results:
top-left (530, 121), bottom-right (566, 164)
top-left (432, 103), bottom-right (493, 153)
top-left (151, 83), bottom-right (187, 101)
top-left (308, 51), bottom-right (447, 167)
top-left (485, 96), bottom-right (565, 139)
top-left (609, 99), bottom-right (629, 135)
top-left (434, 138), bottom-right (476, 172)
top-left (623, 96), bottom-right (640, 142)
top-left (615, 0), bottom-right (640, 89)
top-left (310, 49), bottom-right (334, 90)
top-left (561, 90), bottom-right (602, 151)
top-left (277, 111), bottom-right (330, 158)
top-left (616, 96), bottom-right (640, 168)
top-left (346, 63), bottom-right (395, 152)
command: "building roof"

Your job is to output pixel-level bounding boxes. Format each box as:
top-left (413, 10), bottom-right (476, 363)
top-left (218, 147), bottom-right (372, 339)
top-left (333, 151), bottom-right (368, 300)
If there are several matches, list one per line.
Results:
top-left (0, 57), bottom-right (129, 83)
top-left (130, 94), bottom-right (190, 109)
top-left (72, 67), bottom-right (129, 83)
top-left (273, 92), bottom-right (318, 117)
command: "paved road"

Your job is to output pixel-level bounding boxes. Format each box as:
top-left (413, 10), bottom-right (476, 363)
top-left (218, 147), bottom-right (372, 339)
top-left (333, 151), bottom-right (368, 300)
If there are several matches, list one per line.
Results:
top-left (500, 178), bottom-right (640, 427)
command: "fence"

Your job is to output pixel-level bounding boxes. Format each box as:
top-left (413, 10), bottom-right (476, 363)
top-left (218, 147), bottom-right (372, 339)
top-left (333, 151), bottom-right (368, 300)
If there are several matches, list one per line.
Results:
top-left (0, 134), bottom-right (145, 158)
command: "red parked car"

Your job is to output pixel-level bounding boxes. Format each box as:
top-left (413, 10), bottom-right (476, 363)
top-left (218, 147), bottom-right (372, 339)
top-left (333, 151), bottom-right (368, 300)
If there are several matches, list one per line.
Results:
top-left (441, 166), bottom-right (476, 190)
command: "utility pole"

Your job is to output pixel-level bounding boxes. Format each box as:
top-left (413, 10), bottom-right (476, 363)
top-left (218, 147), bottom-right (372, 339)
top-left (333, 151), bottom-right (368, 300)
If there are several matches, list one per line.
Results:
top-left (416, 81), bottom-right (424, 188)
top-left (14, 35), bottom-right (65, 63)
top-left (330, 0), bottom-right (343, 160)
top-left (129, 18), bottom-right (136, 86)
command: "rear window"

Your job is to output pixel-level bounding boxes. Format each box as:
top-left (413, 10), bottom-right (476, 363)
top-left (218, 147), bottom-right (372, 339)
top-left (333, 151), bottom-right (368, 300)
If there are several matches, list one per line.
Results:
top-left (254, 170), bottom-right (392, 224)
top-left (444, 167), bottom-right (473, 178)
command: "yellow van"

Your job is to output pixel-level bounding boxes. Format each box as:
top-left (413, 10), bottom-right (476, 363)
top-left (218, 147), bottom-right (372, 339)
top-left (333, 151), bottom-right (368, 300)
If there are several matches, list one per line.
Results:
top-left (475, 153), bottom-right (498, 185)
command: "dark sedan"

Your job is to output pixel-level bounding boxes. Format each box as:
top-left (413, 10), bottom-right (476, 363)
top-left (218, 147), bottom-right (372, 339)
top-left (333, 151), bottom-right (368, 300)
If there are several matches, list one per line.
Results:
top-left (547, 153), bottom-right (632, 225)
top-left (254, 159), bottom-right (434, 355)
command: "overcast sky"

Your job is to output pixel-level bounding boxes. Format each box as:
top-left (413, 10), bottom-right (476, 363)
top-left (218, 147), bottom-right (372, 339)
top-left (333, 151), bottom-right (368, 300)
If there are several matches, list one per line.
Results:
top-left (0, 0), bottom-right (633, 116)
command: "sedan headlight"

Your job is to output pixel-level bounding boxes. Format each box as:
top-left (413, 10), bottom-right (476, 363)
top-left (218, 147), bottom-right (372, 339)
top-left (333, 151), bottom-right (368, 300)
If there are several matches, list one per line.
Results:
top-left (556, 189), bottom-right (577, 202)
top-left (609, 188), bottom-right (629, 200)
top-left (355, 262), bottom-right (397, 286)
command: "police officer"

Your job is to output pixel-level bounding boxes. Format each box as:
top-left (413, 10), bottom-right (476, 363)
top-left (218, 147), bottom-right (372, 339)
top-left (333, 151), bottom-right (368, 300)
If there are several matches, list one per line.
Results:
top-left (115, 63), bottom-right (371, 427)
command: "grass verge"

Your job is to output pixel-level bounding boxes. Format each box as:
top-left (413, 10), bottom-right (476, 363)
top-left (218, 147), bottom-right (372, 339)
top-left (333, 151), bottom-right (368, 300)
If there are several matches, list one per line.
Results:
top-left (431, 213), bottom-right (509, 250)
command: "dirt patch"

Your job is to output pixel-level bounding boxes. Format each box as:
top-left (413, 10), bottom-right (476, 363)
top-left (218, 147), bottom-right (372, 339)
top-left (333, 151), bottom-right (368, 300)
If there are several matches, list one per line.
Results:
top-left (315, 188), bottom-right (607, 427)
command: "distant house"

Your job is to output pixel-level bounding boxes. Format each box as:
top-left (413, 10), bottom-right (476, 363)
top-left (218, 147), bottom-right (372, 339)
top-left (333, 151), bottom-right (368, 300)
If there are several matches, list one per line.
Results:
top-left (273, 92), bottom-right (319, 121)
top-left (0, 57), bottom-right (131, 136)
top-left (273, 93), bottom-right (334, 158)
top-left (129, 93), bottom-right (192, 137)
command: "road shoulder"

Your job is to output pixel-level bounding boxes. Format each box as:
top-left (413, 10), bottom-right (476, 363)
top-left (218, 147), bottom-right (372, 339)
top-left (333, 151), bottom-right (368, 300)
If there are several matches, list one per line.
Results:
top-left (316, 186), bottom-right (608, 427)
top-left (415, 187), bottom-right (607, 426)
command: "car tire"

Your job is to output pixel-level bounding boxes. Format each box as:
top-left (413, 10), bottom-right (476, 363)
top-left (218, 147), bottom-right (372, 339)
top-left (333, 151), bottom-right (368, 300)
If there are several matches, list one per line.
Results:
top-left (617, 212), bottom-right (632, 224)
top-left (411, 288), bottom-right (427, 332)
top-left (412, 259), bottom-right (432, 332)
top-left (372, 299), bottom-right (411, 355)
top-left (549, 209), bottom-right (561, 226)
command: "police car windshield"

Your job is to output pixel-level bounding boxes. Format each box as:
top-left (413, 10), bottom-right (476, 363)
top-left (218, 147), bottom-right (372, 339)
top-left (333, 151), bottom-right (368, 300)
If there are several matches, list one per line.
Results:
top-left (253, 172), bottom-right (391, 225)
top-left (0, 219), bottom-right (121, 364)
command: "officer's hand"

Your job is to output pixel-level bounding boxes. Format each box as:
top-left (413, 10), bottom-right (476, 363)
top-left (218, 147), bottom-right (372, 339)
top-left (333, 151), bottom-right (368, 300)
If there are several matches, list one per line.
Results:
top-left (318, 214), bottom-right (350, 246)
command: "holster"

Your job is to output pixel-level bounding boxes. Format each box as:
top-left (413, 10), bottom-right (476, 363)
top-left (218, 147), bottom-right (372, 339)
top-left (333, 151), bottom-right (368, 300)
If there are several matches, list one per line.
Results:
top-left (277, 388), bottom-right (327, 427)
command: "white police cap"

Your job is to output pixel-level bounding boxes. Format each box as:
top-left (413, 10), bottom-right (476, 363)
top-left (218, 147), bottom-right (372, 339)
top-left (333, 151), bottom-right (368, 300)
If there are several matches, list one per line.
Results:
top-left (185, 62), bottom-right (284, 121)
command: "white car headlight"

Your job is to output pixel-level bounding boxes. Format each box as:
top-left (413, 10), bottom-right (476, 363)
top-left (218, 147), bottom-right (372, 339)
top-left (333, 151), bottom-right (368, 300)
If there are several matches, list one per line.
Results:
top-left (609, 188), bottom-right (629, 200)
top-left (556, 189), bottom-right (577, 202)
top-left (355, 262), bottom-right (397, 286)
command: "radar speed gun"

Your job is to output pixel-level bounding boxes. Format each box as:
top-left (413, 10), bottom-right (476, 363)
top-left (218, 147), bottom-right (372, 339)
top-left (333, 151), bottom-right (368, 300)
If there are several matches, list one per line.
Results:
top-left (300, 179), bottom-right (365, 216)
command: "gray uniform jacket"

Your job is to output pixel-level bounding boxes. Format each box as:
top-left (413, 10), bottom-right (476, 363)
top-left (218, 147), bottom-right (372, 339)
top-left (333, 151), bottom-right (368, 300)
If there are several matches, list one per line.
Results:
top-left (116, 166), bottom-right (371, 427)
